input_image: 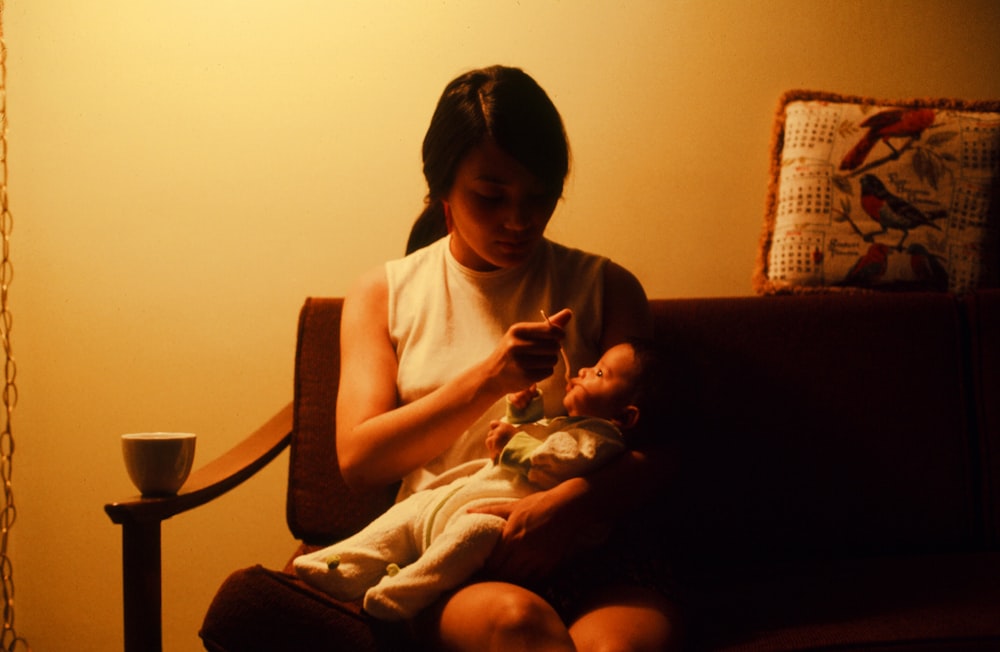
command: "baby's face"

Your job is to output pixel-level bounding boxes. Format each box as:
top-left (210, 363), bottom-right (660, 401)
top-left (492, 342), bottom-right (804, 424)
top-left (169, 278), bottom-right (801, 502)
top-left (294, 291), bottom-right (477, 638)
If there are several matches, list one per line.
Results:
top-left (562, 343), bottom-right (639, 421)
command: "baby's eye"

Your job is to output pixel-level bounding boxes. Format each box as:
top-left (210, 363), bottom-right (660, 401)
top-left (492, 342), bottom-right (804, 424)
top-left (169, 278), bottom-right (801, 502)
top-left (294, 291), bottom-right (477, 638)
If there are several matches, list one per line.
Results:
top-left (595, 369), bottom-right (604, 377)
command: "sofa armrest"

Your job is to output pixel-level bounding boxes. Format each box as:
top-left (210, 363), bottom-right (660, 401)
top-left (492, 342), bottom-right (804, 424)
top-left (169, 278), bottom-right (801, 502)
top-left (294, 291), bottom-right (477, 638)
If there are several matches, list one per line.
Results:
top-left (103, 401), bottom-right (293, 652)
top-left (105, 401), bottom-right (294, 525)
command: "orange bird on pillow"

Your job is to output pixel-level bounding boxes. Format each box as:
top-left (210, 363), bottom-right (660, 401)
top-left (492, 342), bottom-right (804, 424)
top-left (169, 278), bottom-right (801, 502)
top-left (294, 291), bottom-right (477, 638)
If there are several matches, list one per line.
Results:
top-left (839, 108), bottom-right (935, 171)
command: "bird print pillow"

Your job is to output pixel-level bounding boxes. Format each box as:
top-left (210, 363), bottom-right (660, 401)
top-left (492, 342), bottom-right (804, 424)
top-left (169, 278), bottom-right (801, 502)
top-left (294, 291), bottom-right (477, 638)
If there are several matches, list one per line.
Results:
top-left (753, 90), bottom-right (1000, 294)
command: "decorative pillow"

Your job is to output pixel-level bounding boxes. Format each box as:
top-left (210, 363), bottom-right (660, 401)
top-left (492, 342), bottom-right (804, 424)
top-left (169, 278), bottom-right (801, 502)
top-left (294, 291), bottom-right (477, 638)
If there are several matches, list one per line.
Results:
top-left (753, 90), bottom-right (1000, 294)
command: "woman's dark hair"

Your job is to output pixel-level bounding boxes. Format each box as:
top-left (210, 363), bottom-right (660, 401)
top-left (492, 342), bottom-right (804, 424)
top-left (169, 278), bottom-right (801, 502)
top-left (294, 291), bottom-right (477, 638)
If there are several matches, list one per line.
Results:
top-left (405, 65), bottom-right (570, 254)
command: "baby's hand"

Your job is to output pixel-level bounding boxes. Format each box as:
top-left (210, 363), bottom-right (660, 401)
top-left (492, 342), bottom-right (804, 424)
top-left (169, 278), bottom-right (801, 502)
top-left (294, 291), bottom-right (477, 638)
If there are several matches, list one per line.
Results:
top-left (507, 384), bottom-right (538, 410)
top-left (486, 421), bottom-right (518, 462)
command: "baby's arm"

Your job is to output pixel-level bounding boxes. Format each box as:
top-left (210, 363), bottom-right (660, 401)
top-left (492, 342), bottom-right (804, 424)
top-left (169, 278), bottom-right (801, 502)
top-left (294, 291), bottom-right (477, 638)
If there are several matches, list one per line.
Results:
top-left (506, 385), bottom-right (537, 412)
top-left (487, 386), bottom-right (545, 462)
top-left (504, 386), bottom-right (544, 424)
top-left (522, 419), bottom-right (626, 488)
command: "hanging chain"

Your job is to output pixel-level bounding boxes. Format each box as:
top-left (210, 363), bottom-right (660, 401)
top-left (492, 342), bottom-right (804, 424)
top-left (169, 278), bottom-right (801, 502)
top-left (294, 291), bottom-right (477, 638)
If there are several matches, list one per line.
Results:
top-left (0, 3), bottom-right (28, 650)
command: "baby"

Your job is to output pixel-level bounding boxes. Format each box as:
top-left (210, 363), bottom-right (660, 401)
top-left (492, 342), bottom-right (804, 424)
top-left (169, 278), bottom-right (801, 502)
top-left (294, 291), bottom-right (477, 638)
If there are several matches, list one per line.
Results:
top-left (294, 339), bottom-right (660, 620)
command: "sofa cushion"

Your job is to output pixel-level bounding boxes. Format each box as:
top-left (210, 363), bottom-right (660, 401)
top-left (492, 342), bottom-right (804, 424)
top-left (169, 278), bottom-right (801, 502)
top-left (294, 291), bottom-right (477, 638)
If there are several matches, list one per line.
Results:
top-left (684, 552), bottom-right (1000, 651)
top-left (651, 293), bottom-right (978, 565)
top-left (753, 90), bottom-right (1000, 295)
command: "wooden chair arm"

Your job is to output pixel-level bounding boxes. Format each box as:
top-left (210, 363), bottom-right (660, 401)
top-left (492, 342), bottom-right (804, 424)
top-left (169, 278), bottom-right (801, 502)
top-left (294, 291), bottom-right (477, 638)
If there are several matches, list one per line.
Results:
top-left (105, 401), bottom-right (294, 526)
top-left (103, 402), bottom-right (294, 652)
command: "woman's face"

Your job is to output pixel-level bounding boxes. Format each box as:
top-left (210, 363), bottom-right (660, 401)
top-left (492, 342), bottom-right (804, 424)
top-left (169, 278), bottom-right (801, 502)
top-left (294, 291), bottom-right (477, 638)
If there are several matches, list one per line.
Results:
top-left (442, 139), bottom-right (559, 272)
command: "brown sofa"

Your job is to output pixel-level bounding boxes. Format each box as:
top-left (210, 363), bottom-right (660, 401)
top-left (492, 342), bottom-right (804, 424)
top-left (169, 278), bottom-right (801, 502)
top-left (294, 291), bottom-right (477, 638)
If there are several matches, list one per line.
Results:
top-left (107, 290), bottom-right (1000, 651)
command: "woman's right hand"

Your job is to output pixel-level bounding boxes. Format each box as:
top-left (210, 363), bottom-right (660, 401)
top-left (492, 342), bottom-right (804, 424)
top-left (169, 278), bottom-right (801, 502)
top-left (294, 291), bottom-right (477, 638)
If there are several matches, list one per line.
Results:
top-left (484, 308), bottom-right (572, 395)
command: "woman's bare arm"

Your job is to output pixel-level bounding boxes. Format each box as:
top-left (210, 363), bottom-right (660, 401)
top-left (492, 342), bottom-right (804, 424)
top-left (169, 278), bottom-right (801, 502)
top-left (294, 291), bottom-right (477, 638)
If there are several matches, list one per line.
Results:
top-left (336, 265), bottom-right (571, 491)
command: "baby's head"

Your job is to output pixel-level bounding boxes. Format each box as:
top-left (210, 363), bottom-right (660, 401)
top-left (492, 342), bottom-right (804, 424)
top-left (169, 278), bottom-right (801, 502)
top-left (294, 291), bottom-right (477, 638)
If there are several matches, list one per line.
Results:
top-left (562, 338), bottom-right (663, 430)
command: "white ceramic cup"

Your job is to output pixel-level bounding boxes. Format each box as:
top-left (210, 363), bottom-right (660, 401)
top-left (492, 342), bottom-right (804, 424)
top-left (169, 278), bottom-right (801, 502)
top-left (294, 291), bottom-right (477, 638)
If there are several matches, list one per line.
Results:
top-left (121, 432), bottom-right (196, 496)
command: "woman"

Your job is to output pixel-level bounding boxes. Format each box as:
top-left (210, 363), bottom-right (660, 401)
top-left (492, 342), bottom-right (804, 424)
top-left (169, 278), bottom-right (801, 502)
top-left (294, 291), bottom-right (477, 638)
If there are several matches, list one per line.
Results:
top-left (337, 65), bottom-right (678, 652)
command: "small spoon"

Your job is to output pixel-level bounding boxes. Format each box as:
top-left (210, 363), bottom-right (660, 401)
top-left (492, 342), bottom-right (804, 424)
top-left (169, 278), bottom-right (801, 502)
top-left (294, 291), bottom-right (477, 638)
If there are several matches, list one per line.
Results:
top-left (540, 310), bottom-right (572, 386)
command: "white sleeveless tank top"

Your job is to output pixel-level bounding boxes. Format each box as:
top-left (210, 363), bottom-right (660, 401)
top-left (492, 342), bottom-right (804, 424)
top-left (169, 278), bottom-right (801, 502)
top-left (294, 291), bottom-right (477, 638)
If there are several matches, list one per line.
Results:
top-left (386, 236), bottom-right (608, 497)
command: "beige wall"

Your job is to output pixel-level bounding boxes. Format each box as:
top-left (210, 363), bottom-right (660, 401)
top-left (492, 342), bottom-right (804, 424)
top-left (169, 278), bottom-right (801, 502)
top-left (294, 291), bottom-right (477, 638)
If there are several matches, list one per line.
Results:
top-left (7, 1), bottom-right (1000, 649)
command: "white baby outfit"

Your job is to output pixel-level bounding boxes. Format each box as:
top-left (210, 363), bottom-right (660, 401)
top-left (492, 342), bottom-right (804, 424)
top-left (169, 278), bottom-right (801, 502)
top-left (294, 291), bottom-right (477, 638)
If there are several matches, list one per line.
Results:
top-left (293, 408), bottom-right (625, 620)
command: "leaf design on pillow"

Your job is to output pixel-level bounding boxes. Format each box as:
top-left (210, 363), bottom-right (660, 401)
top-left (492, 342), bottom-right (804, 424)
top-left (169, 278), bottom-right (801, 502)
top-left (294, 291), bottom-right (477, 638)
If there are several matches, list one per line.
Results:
top-left (911, 131), bottom-right (958, 189)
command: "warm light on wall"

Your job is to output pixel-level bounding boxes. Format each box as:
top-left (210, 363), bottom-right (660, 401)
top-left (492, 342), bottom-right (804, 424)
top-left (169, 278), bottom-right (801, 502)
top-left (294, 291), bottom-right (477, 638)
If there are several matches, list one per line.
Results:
top-left (7, 3), bottom-right (1000, 650)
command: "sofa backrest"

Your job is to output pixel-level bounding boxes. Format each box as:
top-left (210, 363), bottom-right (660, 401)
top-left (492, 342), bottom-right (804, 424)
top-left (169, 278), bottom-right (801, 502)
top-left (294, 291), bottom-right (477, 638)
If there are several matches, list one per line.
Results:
top-left (285, 292), bottom-right (996, 559)
top-left (653, 292), bottom-right (980, 567)
top-left (967, 290), bottom-right (1000, 548)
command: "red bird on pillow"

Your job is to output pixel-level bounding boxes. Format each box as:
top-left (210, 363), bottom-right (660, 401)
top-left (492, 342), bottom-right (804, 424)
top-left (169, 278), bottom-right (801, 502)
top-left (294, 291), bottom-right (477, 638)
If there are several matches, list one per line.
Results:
top-left (859, 174), bottom-right (945, 249)
top-left (839, 108), bottom-right (935, 171)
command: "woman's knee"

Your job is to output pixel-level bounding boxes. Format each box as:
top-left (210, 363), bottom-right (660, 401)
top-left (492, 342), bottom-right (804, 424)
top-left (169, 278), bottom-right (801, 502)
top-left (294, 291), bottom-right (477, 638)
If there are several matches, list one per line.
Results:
top-left (569, 585), bottom-right (681, 652)
top-left (428, 582), bottom-right (574, 652)
top-left (488, 587), bottom-right (569, 644)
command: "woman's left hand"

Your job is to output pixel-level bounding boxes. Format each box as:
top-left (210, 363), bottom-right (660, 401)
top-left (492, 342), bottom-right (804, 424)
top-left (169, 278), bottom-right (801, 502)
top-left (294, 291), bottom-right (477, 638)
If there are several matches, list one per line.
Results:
top-left (470, 478), bottom-right (593, 584)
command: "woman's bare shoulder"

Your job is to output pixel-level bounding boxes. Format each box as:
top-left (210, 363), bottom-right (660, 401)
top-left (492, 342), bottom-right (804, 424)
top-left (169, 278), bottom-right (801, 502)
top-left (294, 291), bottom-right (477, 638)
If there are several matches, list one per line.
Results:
top-left (344, 264), bottom-right (389, 315)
